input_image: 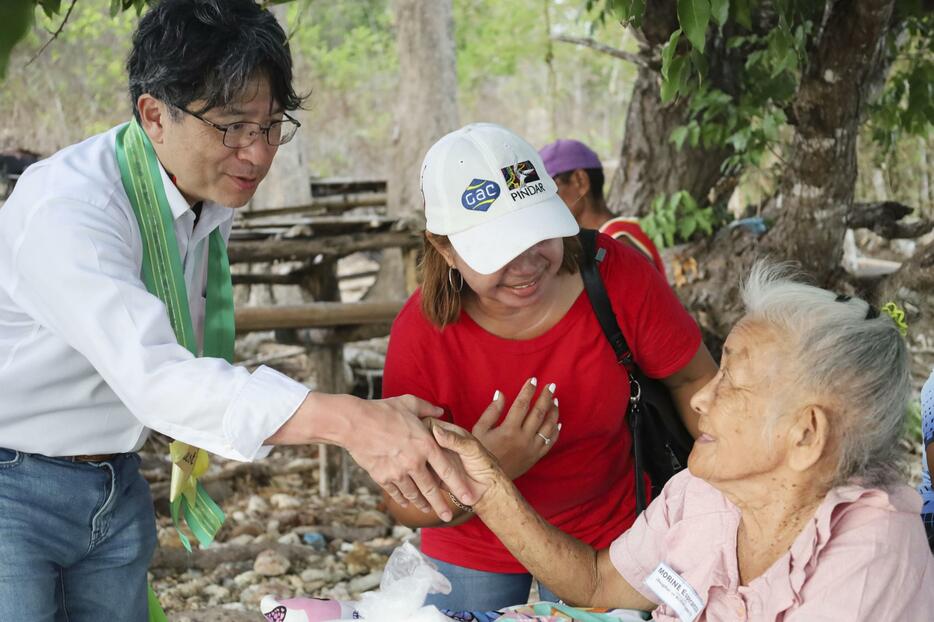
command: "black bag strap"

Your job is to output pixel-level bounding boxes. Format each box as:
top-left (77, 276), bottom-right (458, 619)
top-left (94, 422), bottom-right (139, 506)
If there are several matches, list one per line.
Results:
top-left (578, 230), bottom-right (695, 451)
top-left (577, 228), bottom-right (648, 511)
top-left (578, 229), bottom-right (635, 370)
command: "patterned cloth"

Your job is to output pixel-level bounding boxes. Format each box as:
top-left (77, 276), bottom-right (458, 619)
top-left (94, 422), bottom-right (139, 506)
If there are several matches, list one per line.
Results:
top-left (919, 372), bottom-right (934, 512)
top-left (919, 370), bottom-right (934, 550)
top-left (259, 597), bottom-right (648, 622)
top-left (445, 603), bottom-right (647, 621)
top-left (923, 512), bottom-right (934, 553)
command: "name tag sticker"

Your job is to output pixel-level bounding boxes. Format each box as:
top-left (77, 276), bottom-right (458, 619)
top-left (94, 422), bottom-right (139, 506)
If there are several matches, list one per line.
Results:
top-left (644, 561), bottom-right (705, 622)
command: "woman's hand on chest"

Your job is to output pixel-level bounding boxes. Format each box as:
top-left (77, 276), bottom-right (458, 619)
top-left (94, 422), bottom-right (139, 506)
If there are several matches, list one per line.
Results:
top-left (471, 377), bottom-right (561, 480)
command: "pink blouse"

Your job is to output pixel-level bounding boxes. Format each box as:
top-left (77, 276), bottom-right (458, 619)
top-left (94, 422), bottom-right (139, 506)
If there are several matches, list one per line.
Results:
top-left (609, 470), bottom-right (934, 621)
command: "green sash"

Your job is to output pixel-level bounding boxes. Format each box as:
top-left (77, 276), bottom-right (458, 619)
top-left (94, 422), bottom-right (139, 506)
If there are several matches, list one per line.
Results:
top-left (115, 119), bottom-right (233, 620)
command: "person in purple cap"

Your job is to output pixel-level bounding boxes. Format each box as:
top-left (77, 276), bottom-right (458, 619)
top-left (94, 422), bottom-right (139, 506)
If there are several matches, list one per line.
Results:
top-left (540, 139), bottom-right (665, 273)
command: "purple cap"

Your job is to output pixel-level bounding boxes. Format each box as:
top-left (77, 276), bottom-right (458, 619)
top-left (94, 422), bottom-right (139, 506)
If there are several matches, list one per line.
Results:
top-left (539, 139), bottom-right (603, 177)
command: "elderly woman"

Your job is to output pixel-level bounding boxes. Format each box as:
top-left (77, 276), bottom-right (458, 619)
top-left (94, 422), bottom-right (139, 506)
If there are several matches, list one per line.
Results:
top-left (431, 264), bottom-right (934, 620)
top-left (381, 122), bottom-right (718, 610)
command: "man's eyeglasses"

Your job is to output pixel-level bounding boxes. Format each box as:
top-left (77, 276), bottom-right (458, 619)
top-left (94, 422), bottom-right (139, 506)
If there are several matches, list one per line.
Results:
top-left (181, 108), bottom-right (301, 149)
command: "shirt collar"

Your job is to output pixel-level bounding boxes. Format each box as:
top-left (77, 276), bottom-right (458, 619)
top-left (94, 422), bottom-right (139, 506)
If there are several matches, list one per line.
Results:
top-left (154, 159), bottom-right (234, 235)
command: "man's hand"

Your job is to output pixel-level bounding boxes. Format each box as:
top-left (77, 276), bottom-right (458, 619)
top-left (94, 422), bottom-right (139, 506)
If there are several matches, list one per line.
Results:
top-left (342, 395), bottom-right (476, 522)
top-left (265, 392), bottom-right (475, 522)
top-left (472, 378), bottom-right (561, 480)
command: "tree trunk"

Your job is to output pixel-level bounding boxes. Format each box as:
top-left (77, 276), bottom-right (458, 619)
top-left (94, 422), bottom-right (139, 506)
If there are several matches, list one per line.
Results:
top-left (606, 1), bottom-right (734, 217)
top-left (366, 0), bottom-right (459, 301)
top-left (608, 69), bottom-right (731, 217)
top-left (674, 0), bottom-right (898, 344)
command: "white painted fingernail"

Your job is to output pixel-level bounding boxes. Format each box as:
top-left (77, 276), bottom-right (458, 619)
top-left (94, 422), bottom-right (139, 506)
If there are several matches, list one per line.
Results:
top-left (530, 377), bottom-right (537, 387)
top-left (554, 398), bottom-right (559, 408)
top-left (547, 383), bottom-right (556, 393)
top-left (493, 390), bottom-right (501, 401)
top-left (557, 422), bottom-right (563, 431)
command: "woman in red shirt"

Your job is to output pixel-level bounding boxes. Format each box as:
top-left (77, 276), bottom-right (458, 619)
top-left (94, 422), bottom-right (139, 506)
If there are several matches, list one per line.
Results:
top-left (382, 123), bottom-right (717, 611)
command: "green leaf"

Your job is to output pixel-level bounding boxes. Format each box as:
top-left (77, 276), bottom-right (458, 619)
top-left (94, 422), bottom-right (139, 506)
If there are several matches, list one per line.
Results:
top-left (710, 0), bottom-right (729, 27)
top-left (691, 48), bottom-right (709, 83)
top-left (679, 215), bottom-right (698, 239)
top-left (0, 0), bottom-right (34, 80)
top-left (688, 123), bottom-right (701, 147)
top-left (664, 228), bottom-right (675, 248)
top-left (670, 125), bottom-right (690, 150)
top-left (681, 191), bottom-right (699, 211)
top-left (607, 0), bottom-right (647, 27)
top-left (677, 0), bottom-right (711, 52)
top-left (660, 56), bottom-right (687, 102)
top-left (761, 113), bottom-right (779, 141)
top-left (697, 208), bottom-right (715, 234)
top-left (668, 191), bottom-right (684, 212)
top-left (38, 0), bottom-right (63, 19)
top-left (732, 0), bottom-right (752, 29)
top-left (110, 0), bottom-right (123, 17)
top-left (661, 29), bottom-right (682, 81)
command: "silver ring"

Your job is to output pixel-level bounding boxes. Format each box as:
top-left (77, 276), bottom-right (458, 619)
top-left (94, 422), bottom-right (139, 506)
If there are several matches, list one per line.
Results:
top-left (537, 432), bottom-right (552, 445)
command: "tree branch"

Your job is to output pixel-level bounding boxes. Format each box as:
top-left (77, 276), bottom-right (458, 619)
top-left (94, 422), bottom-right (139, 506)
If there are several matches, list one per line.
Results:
top-left (846, 201), bottom-right (933, 239)
top-left (551, 35), bottom-right (653, 69)
top-left (26, 0), bottom-right (78, 68)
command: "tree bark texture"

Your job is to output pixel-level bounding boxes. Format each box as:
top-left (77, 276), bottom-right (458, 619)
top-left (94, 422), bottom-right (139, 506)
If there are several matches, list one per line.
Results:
top-left (761, 0), bottom-right (896, 277)
top-left (367, 0), bottom-right (460, 301)
top-left (674, 0), bottom-right (898, 342)
top-left (606, 1), bottom-right (734, 217)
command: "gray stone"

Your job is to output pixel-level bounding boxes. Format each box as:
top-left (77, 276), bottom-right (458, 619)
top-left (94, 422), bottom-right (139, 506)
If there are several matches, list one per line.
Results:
top-left (253, 549), bottom-right (291, 577)
top-left (348, 570), bottom-right (382, 594)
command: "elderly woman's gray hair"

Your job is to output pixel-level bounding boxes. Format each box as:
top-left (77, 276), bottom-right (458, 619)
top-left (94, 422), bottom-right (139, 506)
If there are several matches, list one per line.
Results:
top-left (741, 261), bottom-right (910, 489)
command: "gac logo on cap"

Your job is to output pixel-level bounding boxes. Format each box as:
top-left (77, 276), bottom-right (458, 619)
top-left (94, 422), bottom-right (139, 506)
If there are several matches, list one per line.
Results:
top-left (461, 178), bottom-right (500, 212)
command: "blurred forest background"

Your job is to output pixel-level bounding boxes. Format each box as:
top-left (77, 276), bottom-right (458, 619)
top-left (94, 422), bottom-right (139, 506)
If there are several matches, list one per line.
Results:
top-left (1, 1), bottom-right (637, 178)
top-left (1, 0), bottom-right (928, 211)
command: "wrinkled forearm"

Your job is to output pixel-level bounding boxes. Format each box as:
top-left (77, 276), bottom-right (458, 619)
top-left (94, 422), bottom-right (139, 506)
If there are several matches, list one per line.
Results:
top-left (474, 474), bottom-right (602, 606)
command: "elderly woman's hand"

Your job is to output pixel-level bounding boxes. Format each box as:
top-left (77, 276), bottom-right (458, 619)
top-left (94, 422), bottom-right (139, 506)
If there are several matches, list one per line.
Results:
top-left (470, 379), bottom-right (561, 480)
top-left (430, 419), bottom-right (507, 506)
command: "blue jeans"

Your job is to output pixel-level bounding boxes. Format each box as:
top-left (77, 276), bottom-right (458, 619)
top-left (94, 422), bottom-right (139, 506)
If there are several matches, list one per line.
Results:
top-left (424, 554), bottom-right (561, 612)
top-left (0, 448), bottom-right (157, 621)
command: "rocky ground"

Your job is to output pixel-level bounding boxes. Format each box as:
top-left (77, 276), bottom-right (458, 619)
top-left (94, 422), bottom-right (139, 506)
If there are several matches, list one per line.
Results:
top-left (146, 443), bottom-right (412, 621)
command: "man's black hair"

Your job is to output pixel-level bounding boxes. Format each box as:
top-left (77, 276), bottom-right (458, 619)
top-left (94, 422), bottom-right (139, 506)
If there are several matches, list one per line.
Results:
top-left (555, 167), bottom-right (605, 202)
top-left (127, 0), bottom-right (304, 119)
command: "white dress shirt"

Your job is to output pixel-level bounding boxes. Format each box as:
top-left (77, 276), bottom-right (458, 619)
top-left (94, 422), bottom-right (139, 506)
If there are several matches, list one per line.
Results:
top-left (0, 125), bottom-right (309, 460)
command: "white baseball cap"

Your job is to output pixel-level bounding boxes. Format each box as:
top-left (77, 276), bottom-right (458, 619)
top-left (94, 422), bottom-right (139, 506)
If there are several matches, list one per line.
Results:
top-left (420, 122), bottom-right (579, 275)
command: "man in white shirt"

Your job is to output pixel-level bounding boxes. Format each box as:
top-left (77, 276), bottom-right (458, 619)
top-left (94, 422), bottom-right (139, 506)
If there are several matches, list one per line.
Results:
top-left (0, 1), bottom-right (473, 619)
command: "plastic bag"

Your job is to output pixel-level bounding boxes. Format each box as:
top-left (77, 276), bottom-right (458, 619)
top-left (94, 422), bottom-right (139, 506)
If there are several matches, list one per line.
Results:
top-left (260, 542), bottom-right (453, 622)
top-left (355, 541), bottom-right (453, 621)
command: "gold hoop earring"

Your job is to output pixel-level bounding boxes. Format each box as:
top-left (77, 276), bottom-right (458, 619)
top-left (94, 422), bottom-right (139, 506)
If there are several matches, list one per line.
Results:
top-left (448, 267), bottom-right (464, 293)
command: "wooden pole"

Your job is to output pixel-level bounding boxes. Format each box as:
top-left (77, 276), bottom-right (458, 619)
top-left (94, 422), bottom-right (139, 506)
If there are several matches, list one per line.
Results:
top-left (240, 192), bottom-right (388, 219)
top-left (227, 230), bottom-right (421, 264)
top-left (234, 301), bottom-right (404, 333)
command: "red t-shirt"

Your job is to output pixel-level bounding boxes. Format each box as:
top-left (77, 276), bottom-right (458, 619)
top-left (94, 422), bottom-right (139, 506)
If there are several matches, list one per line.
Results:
top-left (382, 234), bottom-right (701, 573)
top-left (599, 217), bottom-right (665, 274)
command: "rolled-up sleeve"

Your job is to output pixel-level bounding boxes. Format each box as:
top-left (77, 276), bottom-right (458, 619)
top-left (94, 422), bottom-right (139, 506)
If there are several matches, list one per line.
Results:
top-left (608, 470), bottom-right (693, 603)
top-left (7, 198), bottom-right (308, 461)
